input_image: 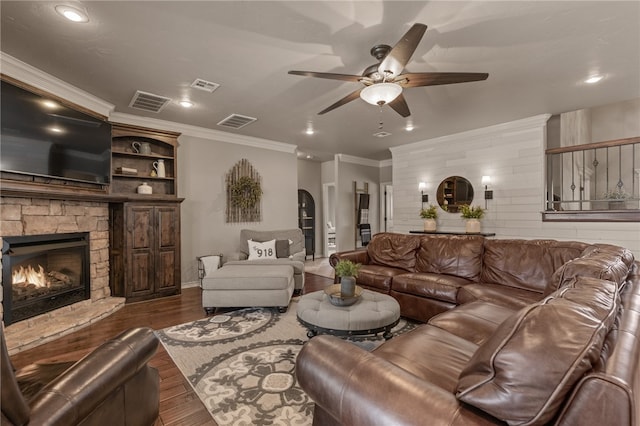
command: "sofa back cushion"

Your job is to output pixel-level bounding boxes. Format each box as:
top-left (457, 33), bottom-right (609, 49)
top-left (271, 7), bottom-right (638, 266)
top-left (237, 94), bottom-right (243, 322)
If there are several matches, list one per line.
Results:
top-left (414, 235), bottom-right (484, 281)
top-left (546, 244), bottom-right (634, 296)
top-left (481, 239), bottom-right (589, 293)
top-left (456, 276), bottom-right (619, 426)
top-left (367, 233), bottom-right (421, 272)
top-left (239, 229), bottom-right (304, 257)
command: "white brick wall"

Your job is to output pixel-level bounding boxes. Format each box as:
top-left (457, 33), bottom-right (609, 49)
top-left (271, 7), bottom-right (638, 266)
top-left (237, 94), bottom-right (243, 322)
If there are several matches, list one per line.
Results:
top-left (390, 114), bottom-right (640, 257)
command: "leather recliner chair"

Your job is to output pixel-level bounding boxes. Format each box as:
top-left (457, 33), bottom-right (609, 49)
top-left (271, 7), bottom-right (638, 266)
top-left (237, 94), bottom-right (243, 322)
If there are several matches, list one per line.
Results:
top-left (1, 326), bottom-right (160, 426)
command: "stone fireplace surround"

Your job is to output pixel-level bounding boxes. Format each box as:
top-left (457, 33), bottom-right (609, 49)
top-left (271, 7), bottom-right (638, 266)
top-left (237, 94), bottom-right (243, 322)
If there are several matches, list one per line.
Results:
top-left (1, 197), bottom-right (125, 354)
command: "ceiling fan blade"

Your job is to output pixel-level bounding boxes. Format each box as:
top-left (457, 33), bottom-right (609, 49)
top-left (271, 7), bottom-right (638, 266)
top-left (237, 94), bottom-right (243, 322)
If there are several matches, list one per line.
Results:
top-left (388, 93), bottom-right (411, 117)
top-left (288, 70), bottom-right (363, 82)
top-left (398, 72), bottom-right (489, 88)
top-left (378, 23), bottom-right (428, 77)
top-left (318, 88), bottom-right (363, 115)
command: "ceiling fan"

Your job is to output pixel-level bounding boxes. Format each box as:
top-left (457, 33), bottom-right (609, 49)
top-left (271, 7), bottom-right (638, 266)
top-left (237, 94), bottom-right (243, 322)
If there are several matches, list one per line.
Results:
top-left (288, 23), bottom-right (488, 117)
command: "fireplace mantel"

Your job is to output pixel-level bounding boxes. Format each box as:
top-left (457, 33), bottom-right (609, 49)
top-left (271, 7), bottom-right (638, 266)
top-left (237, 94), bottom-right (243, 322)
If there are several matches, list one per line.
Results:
top-left (1, 181), bottom-right (184, 203)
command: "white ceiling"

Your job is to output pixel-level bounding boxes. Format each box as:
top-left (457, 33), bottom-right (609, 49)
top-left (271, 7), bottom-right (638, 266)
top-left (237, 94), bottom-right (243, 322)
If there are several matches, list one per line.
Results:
top-left (1, 1), bottom-right (639, 161)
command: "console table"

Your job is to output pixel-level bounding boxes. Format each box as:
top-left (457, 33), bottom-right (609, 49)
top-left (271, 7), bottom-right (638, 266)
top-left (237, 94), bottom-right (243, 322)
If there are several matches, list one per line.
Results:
top-left (410, 231), bottom-right (496, 237)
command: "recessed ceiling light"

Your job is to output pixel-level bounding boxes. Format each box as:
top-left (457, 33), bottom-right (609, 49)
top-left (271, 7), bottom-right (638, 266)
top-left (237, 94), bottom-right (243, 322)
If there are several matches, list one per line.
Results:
top-left (585, 75), bottom-right (603, 84)
top-left (55, 5), bottom-right (89, 23)
top-left (405, 124), bottom-right (414, 132)
top-left (42, 100), bottom-right (60, 109)
top-left (179, 100), bottom-right (193, 108)
top-left (305, 128), bottom-right (315, 135)
top-left (306, 154), bottom-right (313, 159)
top-left (49, 126), bottom-right (63, 133)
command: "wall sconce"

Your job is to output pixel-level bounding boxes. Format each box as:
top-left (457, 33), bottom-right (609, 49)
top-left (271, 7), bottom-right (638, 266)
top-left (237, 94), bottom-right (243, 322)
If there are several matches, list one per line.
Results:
top-left (482, 176), bottom-right (493, 209)
top-left (418, 182), bottom-right (428, 207)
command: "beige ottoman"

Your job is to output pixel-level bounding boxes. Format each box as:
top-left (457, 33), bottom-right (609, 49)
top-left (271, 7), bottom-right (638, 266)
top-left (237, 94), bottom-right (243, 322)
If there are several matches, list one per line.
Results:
top-left (202, 264), bottom-right (294, 314)
top-left (297, 289), bottom-right (401, 339)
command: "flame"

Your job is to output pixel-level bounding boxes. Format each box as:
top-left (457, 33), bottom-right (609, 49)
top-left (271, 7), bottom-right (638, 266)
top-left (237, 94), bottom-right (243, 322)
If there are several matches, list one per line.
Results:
top-left (12, 264), bottom-right (49, 287)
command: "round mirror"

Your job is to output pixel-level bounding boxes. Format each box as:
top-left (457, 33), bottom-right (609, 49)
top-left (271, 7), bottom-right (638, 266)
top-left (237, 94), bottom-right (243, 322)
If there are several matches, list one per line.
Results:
top-left (436, 176), bottom-right (474, 213)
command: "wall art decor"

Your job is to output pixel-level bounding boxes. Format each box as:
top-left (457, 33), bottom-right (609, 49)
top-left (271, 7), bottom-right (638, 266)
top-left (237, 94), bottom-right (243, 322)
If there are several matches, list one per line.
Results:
top-left (226, 159), bottom-right (262, 223)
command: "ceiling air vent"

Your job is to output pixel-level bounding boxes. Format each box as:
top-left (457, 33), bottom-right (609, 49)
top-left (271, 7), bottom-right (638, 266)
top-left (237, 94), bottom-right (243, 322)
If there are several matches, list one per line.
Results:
top-left (217, 114), bottom-right (257, 129)
top-left (129, 90), bottom-right (172, 113)
top-left (191, 78), bottom-right (220, 93)
top-left (373, 131), bottom-right (391, 138)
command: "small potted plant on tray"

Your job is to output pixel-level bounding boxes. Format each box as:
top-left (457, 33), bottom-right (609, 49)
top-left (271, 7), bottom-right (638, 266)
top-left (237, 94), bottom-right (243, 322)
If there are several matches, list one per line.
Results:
top-left (419, 205), bottom-right (438, 232)
top-left (460, 204), bottom-right (485, 233)
top-left (334, 259), bottom-right (361, 297)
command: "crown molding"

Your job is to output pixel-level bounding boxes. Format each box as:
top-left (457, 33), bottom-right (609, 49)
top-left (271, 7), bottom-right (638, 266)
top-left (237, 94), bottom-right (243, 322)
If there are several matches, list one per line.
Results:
top-left (337, 154), bottom-right (389, 168)
top-left (109, 112), bottom-right (297, 154)
top-left (0, 52), bottom-right (114, 117)
top-left (379, 159), bottom-right (392, 168)
top-left (390, 114), bottom-right (552, 155)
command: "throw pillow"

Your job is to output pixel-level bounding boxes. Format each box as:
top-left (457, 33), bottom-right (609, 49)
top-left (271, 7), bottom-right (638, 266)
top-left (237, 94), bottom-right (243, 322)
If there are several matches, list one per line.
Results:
top-left (456, 276), bottom-right (619, 426)
top-left (275, 239), bottom-right (291, 258)
top-left (247, 239), bottom-right (277, 260)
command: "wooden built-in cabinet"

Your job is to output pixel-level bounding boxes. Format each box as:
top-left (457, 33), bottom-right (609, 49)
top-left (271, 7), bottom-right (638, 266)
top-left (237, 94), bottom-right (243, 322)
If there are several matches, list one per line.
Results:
top-left (110, 202), bottom-right (181, 302)
top-left (109, 123), bottom-right (183, 302)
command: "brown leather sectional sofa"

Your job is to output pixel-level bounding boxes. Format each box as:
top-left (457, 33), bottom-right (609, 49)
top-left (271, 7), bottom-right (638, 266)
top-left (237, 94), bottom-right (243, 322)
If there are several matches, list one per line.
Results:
top-left (1, 327), bottom-right (160, 426)
top-left (297, 233), bottom-right (640, 425)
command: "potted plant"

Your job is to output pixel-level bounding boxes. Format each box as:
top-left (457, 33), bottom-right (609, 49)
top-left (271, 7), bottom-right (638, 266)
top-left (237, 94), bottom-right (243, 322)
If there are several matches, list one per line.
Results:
top-left (419, 205), bottom-right (438, 232)
top-left (334, 259), bottom-right (361, 297)
top-left (604, 188), bottom-right (629, 210)
top-left (460, 204), bottom-right (485, 233)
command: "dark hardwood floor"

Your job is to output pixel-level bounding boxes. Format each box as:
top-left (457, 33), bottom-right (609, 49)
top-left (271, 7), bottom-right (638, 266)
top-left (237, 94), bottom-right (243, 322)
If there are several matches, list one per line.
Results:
top-left (9, 272), bottom-right (333, 426)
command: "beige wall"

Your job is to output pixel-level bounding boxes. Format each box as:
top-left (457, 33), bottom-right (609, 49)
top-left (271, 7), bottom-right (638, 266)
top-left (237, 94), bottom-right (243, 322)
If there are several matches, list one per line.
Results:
top-left (591, 97), bottom-right (640, 142)
top-left (178, 135), bottom-right (298, 284)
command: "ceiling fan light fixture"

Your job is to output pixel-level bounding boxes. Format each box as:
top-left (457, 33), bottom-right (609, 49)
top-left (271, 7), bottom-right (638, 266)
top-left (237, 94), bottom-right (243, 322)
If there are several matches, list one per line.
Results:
top-left (360, 83), bottom-right (402, 106)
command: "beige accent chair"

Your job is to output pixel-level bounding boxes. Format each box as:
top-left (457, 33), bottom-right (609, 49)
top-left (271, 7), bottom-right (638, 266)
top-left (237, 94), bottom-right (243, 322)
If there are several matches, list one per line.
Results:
top-left (224, 228), bottom-right (306, 291)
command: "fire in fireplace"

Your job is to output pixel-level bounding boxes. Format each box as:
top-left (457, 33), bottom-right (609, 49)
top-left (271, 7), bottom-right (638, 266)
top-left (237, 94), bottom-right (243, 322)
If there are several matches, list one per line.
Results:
top-left (2, 233), bottom-right (90, 325)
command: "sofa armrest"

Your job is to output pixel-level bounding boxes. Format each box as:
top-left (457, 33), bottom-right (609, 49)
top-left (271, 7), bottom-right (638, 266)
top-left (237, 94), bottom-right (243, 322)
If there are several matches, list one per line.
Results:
top-left (291, 250), bottom-right (306, 263)
top-left (28, 327), bottom-right (159, 426)
top-left (297, 335), bottom-right (494, 426)
top-left (329, 250), bottom-right (370, 268)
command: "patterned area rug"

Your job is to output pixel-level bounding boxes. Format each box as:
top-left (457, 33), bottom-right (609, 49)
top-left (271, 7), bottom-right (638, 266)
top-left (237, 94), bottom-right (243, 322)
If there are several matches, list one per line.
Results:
top-left (156, 299), bottom-right (417, 425)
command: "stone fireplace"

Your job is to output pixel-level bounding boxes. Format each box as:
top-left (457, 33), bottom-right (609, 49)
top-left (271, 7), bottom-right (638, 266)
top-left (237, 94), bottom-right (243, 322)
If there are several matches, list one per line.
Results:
top-left (1, 197), bottom-right (124, 354)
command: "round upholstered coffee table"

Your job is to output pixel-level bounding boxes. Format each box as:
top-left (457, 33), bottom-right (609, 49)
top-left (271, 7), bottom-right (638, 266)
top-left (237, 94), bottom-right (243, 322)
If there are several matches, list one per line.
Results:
top-left (296, 288), bottom-right (401, 339)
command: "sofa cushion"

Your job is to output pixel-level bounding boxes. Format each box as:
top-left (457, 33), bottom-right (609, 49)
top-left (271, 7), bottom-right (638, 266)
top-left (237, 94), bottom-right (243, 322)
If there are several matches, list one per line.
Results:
top-left (457, 283), bottom-right (542, 310)
top-left (247, 239), bottom-right (277, 260)
top-left (366, 233), bottom-right (421, 272)
top-left (224, 259), bottom-right (304, 275)
top-left (414, 235), bottom-right (484, 281)
top-left (481, 239), bottom-right (588, 293)
top-left (428, 301), bottom-right (515, 346)
top-left (456, 276), bottom-right (619, 426)
top-left (392, 273), bottom-right (473, 304)
top-left (546, 244), bottom-right (634, 296)
top-left (374, 326), bottom-right (478, 393)
top-left (356, 264), bottom-right (407, 293)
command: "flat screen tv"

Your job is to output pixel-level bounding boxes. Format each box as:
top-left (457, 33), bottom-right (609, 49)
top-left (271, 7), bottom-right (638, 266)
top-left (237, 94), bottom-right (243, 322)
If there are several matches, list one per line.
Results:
top-left (0, 79), bottom-right (112, 185)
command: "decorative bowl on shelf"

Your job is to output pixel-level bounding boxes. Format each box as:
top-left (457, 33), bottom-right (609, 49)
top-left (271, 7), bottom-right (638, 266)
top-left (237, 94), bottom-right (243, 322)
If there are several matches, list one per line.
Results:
top-left (324, 284), bottom-right (363, 307)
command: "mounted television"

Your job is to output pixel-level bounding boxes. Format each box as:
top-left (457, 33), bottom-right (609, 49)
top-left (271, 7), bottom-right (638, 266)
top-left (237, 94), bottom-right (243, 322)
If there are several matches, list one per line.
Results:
top-left (0, 79), bottom-right (111, 185)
